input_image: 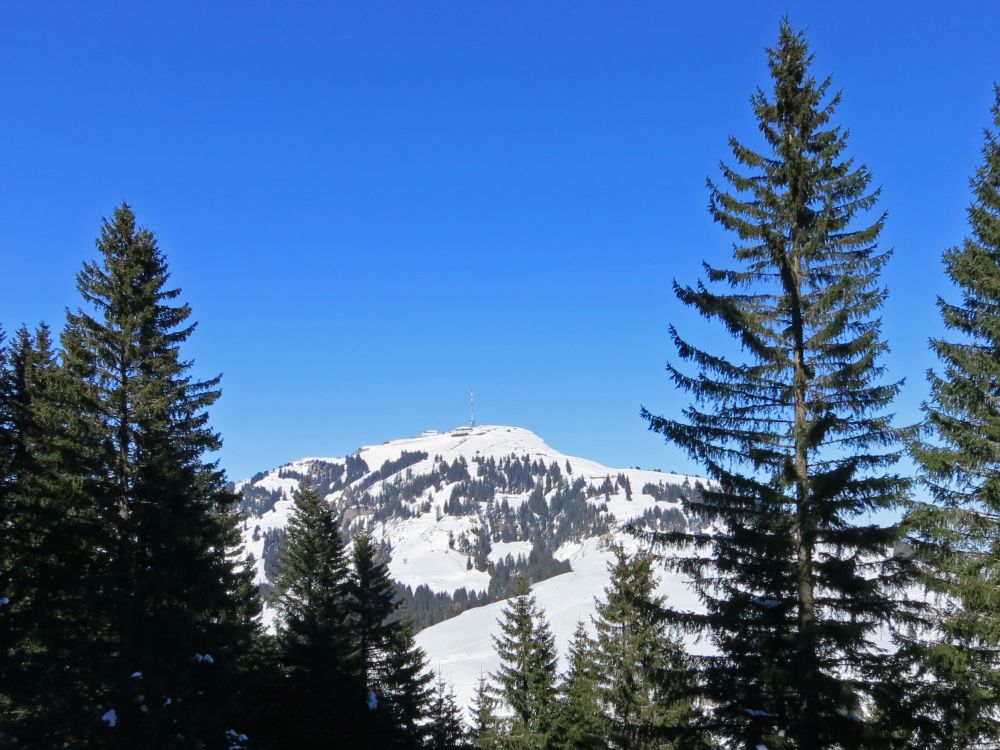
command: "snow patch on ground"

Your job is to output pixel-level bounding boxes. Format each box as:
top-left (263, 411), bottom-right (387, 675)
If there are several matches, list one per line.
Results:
top-left (487, 541), bottom-right (534, 563)
top-left (375, 513), bottom-right (490, 594)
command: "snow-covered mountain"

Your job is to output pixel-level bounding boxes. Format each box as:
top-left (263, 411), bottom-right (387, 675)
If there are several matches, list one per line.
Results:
top-left (236, 424), bottom-right (705, 712)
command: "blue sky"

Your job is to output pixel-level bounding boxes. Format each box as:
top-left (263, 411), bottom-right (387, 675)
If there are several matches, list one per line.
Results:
top-left (1, 1), bottom-right (997, 481)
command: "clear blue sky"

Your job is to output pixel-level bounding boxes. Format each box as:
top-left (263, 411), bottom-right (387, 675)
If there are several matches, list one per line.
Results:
top-left (1, 1), bottom-right (997, 481)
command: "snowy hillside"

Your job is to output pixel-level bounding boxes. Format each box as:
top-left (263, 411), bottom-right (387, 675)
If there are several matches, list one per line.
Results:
top-left (235, 424), bottom-right (705, 711)
top-left (416, 533), bottom-right (713, 718)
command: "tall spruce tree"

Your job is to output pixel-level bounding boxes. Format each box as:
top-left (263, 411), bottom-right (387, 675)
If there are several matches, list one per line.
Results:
top-left (61, 203), bottom-right (250, 748)
top-left (550, 622), bottom-right (608, 750)
top-left (490, 577), bottom-right (558, 749)
top-left (376, 617), bottom-right (433, 748)
top-left (351, 531), bottom-right (396, 682)
top-left (0, 326), bottom-right (112, 747)
top-left (640, 21), bottom-right (912, 748)
top-left (0, 328), bottom-right (8, 746)
top-left (348, 531), bottom-right (436, 748)
top-left (274, 480), bottom-right (360, 749)
top-left (903, 86), bottom-right (1000, 748)
top-left (0, 329), bottom-right (23, 738)
top-left (591, 546), bottom-right (700, 749)
top-left (0, 328), bottom-right (13, 741)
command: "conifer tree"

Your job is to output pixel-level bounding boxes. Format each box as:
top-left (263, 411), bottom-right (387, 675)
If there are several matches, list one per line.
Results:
top-left (640, 21), bottom-right (912, 748)
top-left (350, 530), bottom-right (438, 746)
top-left (550, 623), bottom-right (608, 750)
top-left (490, 577), bottom-right (558, 748)
top-left (221, 548), bottom-right (265, 731)
top-left (235, 631), bottom-right (285, 750)
top-left (902, 86), bottom-right (1000, 748)
top-left (0, 328), bottom-right (13, 739)
top-left (376, 618), bottom-right (433, 748)
top-left (592, 547), bottom-right (699, 750)
top-left (351, 531), bottom-right (398, 699)
top-left (472, 675), bottom-right (501, 750)
top-left (61, 203), bottom-right (250, 748)
top-left (426, 675), bottom-right (470, 750)
top-left (274, 480), bottom-right (360, 749)
top-left (0, 329), bottom-right (9, 497)
top-left (0, 325), bottom-right (112, 746)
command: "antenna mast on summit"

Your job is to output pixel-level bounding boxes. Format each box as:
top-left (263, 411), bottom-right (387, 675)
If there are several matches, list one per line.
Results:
top-left (469, 391), bottom-right (476, 427)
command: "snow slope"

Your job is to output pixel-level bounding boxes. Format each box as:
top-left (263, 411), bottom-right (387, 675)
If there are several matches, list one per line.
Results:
top-left (416, 535), bottom-right (709, 719)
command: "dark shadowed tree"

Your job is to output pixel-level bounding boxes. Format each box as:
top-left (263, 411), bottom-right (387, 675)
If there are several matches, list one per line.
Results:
top-left (274, 480), bottom-right (361, 749)
top-left (0, 326), bottom-right (111, 746)
top-left (426, 674), bottom-right (471, 750)
top-left (351, 530), bottom-right (397, 697)
top-left (350, 530), bottom-right (435, 747)
top-left (61, 203), bottom-right (251, 748)
top-left (902, 86), bottom-right (1000, 749)
top-left (376, 617), bottom-right (433, 748)
top-left (0, 328), bottom-right (10, 741)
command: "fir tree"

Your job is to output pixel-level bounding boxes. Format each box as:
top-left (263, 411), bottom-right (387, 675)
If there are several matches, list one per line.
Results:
top-left (376, 618), bottom-right (433, 749)
top-left (0, 328), bottom-right (10, 741)
top-left (490, 577), bottom-right (558, 748)
top-left (426, 675), bottom-right (471, 750)
top-left (61, 203), bottom-right (250, 748)
top-left (350, 530), bottom-right (438, 747)
top-left (351, 530), bottom-right (398, 699)
top-left (235, 632), bottom-right (286, 750)
top-left (472, 675), bottom-right (502, 750)
top-left (0, 325), bottom-right (112, 746)
top-left (902, 86), bottom-right (1000, 748)
top-left (640, 21), bottom-right (912, 748)
top-left (220, 547), bottom-right (265, 736)
top-left (550, 623), bottom-right (608, 750)
top-left (274, 480), bottom-right (360, 749)
top-left (592, 547), bottom-right (699, 750)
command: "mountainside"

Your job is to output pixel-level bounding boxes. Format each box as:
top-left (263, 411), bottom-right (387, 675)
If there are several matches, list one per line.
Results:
top-left (236, 424), bottom-right (705, 710)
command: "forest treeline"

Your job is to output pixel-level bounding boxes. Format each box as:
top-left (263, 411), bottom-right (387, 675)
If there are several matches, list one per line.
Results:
top-left (3, 17), bottom-right (1000, 750)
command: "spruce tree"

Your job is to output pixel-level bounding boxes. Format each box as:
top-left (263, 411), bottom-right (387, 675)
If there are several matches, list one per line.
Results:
top-left (640, 20), bottom-right (912, 748)
top-left (472, 675), bottom-right (502, 750)
top-left (0, 328), bottom-right (13, 740)
top-left (903, 86), bottom-right (1000, 748)
top-left (351, 531), bottom-right (398, 696)
top-left (0, 325), bottom-right (112, 746)
top-left (219, 547), bottom-right (265, 737)
top-left (592, 547), bottom-right (700, 750)
top-left (274, 480), bottom-right (360, 749)
top-left (351, 531), bottom-right (396, 687)
top-left (376, 618), bottom-right (433, 748)
top-left (61, 203), bottom-right (250, 748)
top-left (550, 623), bottom-right (608, 750)
top-left (350, 530), bottom-right (440, 746)
top-left (426, 675), bottom-right (471, 750)
top-left (490, 577), bottom-right (558, 748)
